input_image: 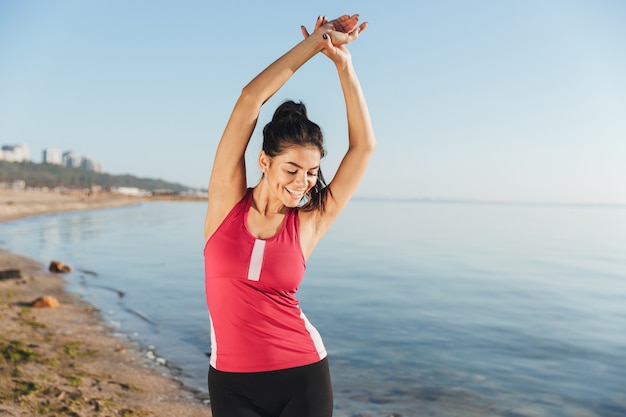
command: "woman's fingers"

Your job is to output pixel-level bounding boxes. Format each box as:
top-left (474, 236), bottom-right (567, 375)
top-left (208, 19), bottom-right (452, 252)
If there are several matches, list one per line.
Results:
top-left (315, 15), bottom-right (325, 31)
top-left (353, 21), bottom-right (367, 36)
top-left (302, 14), bottom-right (367, 44)
top-left (331, 14), bottom-right (358, 33)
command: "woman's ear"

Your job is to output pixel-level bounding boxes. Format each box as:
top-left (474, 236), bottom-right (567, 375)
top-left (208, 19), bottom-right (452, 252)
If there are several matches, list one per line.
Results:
top-left (258, 151), bottom-right (270, 173)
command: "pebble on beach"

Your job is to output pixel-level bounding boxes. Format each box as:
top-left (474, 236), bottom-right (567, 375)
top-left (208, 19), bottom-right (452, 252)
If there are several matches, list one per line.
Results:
top-left (0, 268), bottom-right (22, 280)
top-left (49, 260), bottom-right (73, 273)
top-left (31, 295), bottom-right (60, 308)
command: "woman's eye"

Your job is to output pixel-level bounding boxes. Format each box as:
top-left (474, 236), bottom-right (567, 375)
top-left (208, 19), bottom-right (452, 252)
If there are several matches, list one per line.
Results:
top-left (287, 170), bottom-right (297, 175)
top-left (308, 172), bottom-right (318, 177)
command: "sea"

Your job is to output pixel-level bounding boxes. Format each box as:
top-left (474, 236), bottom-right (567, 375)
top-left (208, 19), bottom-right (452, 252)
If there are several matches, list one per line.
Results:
top-left (1, 198), bottom-right (625, 417)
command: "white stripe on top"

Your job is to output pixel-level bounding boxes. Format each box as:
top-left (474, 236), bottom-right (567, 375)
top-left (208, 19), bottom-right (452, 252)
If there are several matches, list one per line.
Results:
top-left (247, 239), bottom-right (266, 281)
top-left (300, 310), bottom-right (327, 359)
top-left (209, 312), bottom-right (217, 368)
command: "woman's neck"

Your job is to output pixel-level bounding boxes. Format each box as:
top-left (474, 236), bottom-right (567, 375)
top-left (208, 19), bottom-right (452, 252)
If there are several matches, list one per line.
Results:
top-left (251, 183), bottom-right (287, 216)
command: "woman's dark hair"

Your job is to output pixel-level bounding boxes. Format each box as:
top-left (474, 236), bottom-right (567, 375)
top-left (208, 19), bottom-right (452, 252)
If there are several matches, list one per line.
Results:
top-left (262, 100), bottom-right (329, 211)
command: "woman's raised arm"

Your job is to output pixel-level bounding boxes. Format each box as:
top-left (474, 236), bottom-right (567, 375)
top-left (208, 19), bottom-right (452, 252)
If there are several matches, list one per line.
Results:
top-left (303, 18), bottom-right (376, 239)
top-left (205, 15), bottom-right (364, 241)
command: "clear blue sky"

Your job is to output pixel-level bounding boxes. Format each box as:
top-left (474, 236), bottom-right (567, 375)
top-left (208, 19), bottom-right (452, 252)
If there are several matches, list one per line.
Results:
top-left (1, 1), bottom-right (625, 203)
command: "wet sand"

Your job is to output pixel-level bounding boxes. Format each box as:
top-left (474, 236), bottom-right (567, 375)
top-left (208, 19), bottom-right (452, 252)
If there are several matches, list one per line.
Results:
top-left (0, 189), bottom-right (211, 416)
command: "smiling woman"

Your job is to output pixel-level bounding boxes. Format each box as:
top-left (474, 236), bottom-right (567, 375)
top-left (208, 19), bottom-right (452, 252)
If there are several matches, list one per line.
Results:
top-left (202, 13), bottom-right (375, 417)
top-left (258, 101), bottom-right (327, 212)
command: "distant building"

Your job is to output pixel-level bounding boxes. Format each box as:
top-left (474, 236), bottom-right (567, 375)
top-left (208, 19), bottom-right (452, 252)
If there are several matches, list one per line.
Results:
top-left (81, 157), bottom-right (94, 171)
top-left (3, 144), bottom-right (103, 173)
top-left (80, 156), bottom-right (103, 173)
top-left (111, 186), bottom-right (151, 196)
top-left (0, 144), bottom-right (30, 162)
top-left (62, 151), bottom-right (81, 168)
top-left (11, 180), bottom-right (26, 190)
top-left (43, 148), bottom-right (63, 165)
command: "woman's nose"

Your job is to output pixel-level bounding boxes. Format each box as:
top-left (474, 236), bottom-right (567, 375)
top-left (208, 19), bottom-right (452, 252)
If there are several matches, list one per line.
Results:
top-left (294, 172), bottom-right (307, 187)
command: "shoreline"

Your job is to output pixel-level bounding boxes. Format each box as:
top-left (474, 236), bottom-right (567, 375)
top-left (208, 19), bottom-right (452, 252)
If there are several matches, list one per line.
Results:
top-left (0, 189), bottom-right (211, 416)
top-left (0, 188), bottom-right (205, 224)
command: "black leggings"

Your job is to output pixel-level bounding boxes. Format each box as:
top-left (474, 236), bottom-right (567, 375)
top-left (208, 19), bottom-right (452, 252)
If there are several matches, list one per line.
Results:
top-left (208, 358), bottom-right (333, 417)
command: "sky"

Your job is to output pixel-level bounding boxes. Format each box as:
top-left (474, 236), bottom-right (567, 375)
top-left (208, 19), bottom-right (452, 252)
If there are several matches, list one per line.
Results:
top-left (1, 0), bottom-right (625, 204)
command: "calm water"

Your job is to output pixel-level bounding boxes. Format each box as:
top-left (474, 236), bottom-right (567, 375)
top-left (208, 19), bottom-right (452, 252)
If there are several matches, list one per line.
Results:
top-left (1, 199), bottom-right (625, 417)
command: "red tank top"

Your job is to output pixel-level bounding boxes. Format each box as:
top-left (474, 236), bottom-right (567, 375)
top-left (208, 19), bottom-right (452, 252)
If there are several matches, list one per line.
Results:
top-left (204, 189), bottom-right (327, 372)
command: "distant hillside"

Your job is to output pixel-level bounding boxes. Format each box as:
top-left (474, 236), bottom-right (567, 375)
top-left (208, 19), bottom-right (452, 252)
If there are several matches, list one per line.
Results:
top-left (0, 161), bottom-right (194, 193)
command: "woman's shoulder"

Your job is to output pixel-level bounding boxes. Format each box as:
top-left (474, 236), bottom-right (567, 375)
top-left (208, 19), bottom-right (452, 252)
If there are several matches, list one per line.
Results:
top-left (204, 188), bottom-right (252, 241)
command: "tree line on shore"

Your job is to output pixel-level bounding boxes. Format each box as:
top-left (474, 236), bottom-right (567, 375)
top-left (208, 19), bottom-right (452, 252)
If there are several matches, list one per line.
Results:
top-left (0, 161), bottom-right (193, 193)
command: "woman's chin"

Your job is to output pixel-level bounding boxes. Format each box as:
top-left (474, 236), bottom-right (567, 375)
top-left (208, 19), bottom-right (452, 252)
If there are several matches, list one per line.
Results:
top-left (283, 199), bottom-right (300, 208)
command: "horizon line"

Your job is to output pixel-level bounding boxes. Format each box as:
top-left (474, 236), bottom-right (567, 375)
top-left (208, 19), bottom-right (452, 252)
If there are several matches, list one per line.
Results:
top-left (352, 196), bottom-right (626, 209)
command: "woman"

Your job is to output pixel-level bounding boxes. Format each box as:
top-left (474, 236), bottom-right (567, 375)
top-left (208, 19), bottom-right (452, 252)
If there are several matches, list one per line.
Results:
top-left (204, 14), bottom-right (375, 417)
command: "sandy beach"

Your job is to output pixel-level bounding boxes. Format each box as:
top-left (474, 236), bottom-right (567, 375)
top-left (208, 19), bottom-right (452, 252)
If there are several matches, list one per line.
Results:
top-left (0, 189), bottom-right (211, 416)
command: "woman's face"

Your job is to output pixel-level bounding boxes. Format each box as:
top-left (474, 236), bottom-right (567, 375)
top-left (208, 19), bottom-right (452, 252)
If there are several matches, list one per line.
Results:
top-left (261, 145), bottom-right (322, 208)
